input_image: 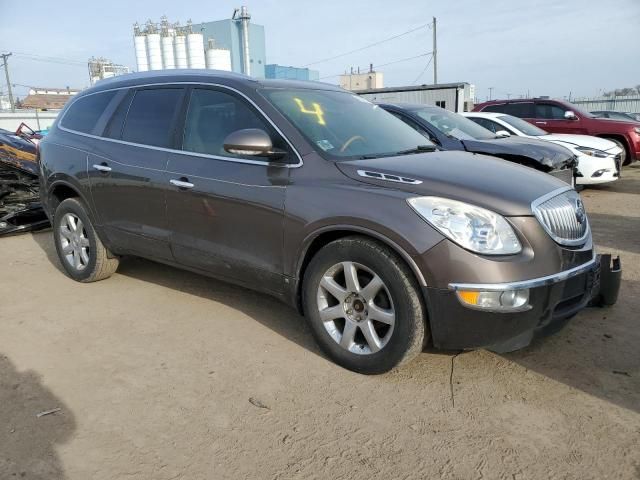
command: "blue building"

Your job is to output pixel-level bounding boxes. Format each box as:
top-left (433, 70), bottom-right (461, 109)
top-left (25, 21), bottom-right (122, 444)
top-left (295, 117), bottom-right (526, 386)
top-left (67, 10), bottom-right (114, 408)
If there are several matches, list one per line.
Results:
top-left (192, 18), bottom-right (266, 78)
top-left (265, 64), bottom-right (320, 82)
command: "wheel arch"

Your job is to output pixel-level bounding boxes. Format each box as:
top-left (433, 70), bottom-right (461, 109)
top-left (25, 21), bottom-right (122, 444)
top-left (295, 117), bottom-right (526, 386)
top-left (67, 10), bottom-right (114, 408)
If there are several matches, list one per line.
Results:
top-left (294, 225), bottom-right (428, 314)
top-left (47, 179), bottom-right (94, 221)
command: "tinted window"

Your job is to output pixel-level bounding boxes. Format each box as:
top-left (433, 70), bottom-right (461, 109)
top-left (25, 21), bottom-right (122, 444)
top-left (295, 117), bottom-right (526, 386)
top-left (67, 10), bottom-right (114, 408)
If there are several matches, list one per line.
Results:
top-left (503, 102), bottom-right (533, 118)
top-left (183, 89), bottom-right (275, 158)
top-left (499, 114), bottom-right (548, 136)
top-left (262, 89), bottom-right (432, 159)
top-left (103, 90), bottom-right (134, 139)
top-left (61, 91), bottom-right (117, 134)
top-left (121, 88), bottom-right (183, 147)
top-left (481, 104), bottom-right (507, 113)
top-left (535, 103), bottom-right (567, 119)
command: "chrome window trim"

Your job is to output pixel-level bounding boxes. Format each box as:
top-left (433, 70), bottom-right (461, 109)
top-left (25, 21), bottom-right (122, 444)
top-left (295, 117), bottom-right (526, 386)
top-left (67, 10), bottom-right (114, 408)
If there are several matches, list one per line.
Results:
top-left (531, 186), bottom-right (590, 247)
top-left (449, 251), bottom-right (596, 292)
top-left (57, 81), bottom-right (303, 169)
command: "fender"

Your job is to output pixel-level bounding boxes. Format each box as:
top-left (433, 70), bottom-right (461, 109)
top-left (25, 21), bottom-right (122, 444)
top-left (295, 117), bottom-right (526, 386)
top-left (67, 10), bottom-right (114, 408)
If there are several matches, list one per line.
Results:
top-left (296, 223), bottom-right (428, 287)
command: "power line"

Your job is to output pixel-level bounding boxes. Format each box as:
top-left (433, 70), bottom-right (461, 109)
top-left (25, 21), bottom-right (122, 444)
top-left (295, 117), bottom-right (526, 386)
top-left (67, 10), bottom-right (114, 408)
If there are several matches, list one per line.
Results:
top-left (10, 51), bottom-right (86, 66)
top-left (319, 52), bottom-right (433, 80)
top-left (303, 22), bottom-right (431, 67)
top-left (412, 54), bottom-right (434, 84)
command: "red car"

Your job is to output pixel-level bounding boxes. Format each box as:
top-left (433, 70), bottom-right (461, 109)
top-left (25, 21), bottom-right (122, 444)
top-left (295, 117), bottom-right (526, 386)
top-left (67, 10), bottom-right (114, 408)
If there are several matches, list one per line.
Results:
top-left (473, 98), bottom-right (640, 165)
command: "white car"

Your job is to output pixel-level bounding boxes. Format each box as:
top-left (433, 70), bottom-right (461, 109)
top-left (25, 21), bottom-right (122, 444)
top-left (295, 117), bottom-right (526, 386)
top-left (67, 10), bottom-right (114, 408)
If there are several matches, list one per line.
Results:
top-left (463, 112), bottom-right (621, 186)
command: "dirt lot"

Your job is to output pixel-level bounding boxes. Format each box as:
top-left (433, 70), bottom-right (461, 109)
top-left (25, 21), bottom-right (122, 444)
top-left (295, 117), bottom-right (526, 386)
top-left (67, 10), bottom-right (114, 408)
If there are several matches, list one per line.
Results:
top-left (1, 166), bottom-right (639, 480)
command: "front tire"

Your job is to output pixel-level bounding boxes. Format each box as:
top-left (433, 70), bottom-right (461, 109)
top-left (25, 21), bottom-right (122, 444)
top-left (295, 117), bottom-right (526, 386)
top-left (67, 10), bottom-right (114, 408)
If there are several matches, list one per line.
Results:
top-left (53, 198), bottom-right (119, 282)
top-left (608, 138), bottom-right (630, 166)
top-left (302, 236), bottom-right (427, 374)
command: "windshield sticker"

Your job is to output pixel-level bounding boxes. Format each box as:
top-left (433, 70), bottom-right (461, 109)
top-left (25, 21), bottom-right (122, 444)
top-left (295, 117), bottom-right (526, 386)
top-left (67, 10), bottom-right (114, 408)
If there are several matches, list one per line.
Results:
top-left (316, 139), bottom-right (334, 151)
top-left (294, 97), bottom-right (326, 125)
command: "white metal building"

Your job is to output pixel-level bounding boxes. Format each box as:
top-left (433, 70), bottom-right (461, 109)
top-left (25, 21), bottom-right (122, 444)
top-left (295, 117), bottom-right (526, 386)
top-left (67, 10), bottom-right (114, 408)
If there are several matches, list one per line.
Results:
top-left (357, 82), bottom-right (476, 113)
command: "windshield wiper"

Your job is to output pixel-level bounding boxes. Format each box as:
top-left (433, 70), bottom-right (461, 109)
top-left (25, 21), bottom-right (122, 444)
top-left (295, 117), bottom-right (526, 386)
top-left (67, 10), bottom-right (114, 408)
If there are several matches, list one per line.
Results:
top-left (396, 144), bottom-right (437, 154)
top-left (360, 144), bottom-right (436, 159)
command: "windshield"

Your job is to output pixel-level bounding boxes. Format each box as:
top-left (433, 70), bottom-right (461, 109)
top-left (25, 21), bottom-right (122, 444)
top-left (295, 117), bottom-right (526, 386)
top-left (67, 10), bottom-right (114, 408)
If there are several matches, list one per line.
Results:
top-left (499, 114), bottom-right (548, 136)
top-left (413, 108), bottom-right (496, 140)
top-left (261, 88), bottom-right (433, 159)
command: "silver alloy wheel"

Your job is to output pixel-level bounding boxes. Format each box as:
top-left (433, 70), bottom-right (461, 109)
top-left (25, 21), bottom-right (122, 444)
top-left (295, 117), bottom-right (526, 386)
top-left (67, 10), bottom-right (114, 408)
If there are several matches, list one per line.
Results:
top-left (59, 213), bottom-right (90, 271)
top-left (317, 261), bottom-right (395, 355)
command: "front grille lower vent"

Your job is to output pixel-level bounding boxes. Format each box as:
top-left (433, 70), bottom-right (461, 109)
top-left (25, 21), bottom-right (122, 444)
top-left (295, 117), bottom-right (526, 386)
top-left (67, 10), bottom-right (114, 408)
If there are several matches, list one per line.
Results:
top-left (532, 189), bottom-right (589, 246)
top-left (357, 170), bottom-right (422, 185)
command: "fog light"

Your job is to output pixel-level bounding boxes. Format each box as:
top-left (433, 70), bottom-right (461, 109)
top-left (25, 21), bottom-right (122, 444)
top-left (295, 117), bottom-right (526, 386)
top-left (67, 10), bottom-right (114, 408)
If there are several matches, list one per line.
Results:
top-left (456, 288), bottom-right (530, 312)
top-left (591, 169), bottom-right (610, 178)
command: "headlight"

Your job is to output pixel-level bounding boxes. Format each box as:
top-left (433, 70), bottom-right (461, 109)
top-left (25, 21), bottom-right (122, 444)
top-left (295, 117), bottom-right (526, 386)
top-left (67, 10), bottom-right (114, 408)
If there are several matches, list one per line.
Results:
top-left (407, 197), bottom-right (522, 255)
top-left (576, 146), bottom-right (608, 158)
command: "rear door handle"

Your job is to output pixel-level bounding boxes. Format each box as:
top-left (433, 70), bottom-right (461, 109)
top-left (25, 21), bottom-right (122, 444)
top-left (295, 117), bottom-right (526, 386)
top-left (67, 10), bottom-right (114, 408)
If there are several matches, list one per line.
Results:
top-left (93, 163), bottom-right (112, 173)
top-left (170, 178), bottom-right (194, 189)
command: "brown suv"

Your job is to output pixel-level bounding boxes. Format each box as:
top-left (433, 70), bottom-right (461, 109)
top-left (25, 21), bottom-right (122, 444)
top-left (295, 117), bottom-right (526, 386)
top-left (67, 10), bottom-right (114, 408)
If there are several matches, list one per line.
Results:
top-left (39, 71), bottom-right (620, 373)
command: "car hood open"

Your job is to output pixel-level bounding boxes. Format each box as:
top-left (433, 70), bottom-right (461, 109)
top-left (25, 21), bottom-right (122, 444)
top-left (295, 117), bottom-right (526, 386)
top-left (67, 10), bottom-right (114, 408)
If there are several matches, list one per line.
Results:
top-left (459, 136), bottom-right (575, 171)
top-left (336, 150), bottom-right (569, 216)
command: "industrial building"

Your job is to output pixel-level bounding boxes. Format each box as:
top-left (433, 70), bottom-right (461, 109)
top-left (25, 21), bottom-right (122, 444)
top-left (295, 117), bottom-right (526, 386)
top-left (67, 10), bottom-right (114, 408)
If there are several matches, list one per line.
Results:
top-left (88, 57), bottom-right (130, 85)
top-left (133, 16), bottom-right (233, 74)
top-left (340, 66), bottom-right (384, 92)
top-left (357, 82), bottom-right (476, 112)
top-left (192, 7), bottom-right (265, 78)
top-left (265, 64), bottom-right (319, 82)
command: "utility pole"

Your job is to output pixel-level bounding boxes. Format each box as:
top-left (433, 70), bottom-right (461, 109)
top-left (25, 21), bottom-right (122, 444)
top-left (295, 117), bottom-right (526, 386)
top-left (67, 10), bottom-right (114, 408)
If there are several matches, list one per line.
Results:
top-left (1, 53), bottom-right (15, 112)
top-left (432, 17), bottom-right (437, 84)
top-left (488, 87), bottom-right (494, 100)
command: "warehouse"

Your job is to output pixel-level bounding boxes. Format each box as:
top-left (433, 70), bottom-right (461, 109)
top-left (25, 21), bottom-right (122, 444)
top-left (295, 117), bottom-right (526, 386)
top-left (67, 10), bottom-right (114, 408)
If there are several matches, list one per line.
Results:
top-left (357, 82), bottom-right (475, 112)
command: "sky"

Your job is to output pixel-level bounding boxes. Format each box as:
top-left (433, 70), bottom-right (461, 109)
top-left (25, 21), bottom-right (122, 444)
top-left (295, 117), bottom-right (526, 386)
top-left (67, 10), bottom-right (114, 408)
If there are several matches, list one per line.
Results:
top-left (1, 0), bottom-right (639, 102)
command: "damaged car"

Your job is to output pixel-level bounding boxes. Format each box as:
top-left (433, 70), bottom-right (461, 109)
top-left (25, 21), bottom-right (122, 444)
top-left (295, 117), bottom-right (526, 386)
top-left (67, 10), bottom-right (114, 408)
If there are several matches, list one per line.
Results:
top-left (379, 103), bottom-right (577, 185)
top-left (0, 127), bottom-right (50, 236)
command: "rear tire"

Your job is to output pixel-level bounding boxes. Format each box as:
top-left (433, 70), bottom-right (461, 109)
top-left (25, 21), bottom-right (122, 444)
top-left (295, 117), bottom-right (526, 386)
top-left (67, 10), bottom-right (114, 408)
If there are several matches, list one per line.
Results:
top-left (53, 198), bottom-right (119, 282)
top-left (302, 236), bottom-right (427, 374)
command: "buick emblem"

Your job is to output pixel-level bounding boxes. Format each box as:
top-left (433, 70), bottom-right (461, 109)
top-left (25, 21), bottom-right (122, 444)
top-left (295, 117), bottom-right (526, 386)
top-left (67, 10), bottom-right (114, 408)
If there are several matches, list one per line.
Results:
top-left (575, 198), bottom-right (586, 225)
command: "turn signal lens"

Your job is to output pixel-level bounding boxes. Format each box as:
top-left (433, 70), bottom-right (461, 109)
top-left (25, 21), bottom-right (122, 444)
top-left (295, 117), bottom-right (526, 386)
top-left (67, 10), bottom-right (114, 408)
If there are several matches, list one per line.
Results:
top-left (456, 289), bottom-right (530, 312)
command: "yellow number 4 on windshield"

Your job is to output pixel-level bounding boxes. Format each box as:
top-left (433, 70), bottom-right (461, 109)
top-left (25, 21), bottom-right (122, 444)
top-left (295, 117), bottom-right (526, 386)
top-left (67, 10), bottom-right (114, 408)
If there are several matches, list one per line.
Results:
top-left (294, 98), bottom-right (326, 126)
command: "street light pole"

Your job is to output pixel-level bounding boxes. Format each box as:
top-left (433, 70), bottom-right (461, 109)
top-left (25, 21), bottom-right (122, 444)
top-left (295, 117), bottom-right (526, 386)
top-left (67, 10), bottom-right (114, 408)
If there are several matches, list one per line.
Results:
top-left (1, 53), bottom-right (15, 112)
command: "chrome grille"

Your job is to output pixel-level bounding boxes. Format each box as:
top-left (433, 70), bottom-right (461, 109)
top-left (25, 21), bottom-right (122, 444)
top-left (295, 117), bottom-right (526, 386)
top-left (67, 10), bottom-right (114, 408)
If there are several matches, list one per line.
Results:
top-left (532, 189), bottom-right (589, 246)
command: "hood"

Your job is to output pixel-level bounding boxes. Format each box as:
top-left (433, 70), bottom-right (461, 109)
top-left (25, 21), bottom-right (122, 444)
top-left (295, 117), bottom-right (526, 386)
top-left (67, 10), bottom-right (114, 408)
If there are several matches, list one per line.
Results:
top-left (336, 150), bottom-right (568, 216)
top-left (541, 134), bottom-right (620, 153)
top-left (459, 136), bottom-right (575, 170)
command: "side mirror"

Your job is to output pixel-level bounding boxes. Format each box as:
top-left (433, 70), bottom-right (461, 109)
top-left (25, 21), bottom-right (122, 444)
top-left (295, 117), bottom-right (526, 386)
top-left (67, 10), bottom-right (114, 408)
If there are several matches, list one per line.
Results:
top-left (564, 111), bottom-right (578, 121)
top-left (495, 130), bottom-right (511, 138)
top-left (223, 128), bottom-right (286, 160)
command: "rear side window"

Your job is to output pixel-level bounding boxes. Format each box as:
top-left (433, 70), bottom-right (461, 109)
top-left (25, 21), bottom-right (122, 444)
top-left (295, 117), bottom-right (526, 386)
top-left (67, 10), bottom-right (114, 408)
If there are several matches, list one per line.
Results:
top-left (61, 91), bottom-right (117, 134)
top-left (503, 103), bottom-right (533, 118)
top-left (121, 88), bottom-right (183, 148)
top-left (481, 104), bottom-right (506, 114)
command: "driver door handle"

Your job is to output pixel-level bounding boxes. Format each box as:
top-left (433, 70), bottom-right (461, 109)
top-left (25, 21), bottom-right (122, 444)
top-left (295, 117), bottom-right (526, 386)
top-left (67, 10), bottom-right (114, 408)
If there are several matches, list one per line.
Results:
top-left (535, 121), bottom-right (547, 125)
top-left (170, 178), bottom-right (194, 189)
top-left (93, 163), bottom-right (112, 173)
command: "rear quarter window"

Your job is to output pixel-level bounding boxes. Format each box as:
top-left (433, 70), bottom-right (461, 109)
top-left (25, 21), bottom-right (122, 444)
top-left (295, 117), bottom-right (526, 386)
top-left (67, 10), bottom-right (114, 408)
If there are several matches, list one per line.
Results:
top-left (60, 91), bottom-right (117, 134)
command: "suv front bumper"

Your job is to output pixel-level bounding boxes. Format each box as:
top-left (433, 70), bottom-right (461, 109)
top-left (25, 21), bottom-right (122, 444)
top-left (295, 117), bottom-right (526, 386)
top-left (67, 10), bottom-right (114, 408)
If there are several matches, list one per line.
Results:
top-left (424, 254), bottom-right (621, 352)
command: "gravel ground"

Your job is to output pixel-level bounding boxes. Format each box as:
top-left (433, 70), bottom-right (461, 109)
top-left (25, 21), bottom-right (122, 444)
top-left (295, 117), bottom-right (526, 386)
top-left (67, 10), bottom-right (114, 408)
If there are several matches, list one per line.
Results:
top-left (1, 165), bottom-right (639, 480)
